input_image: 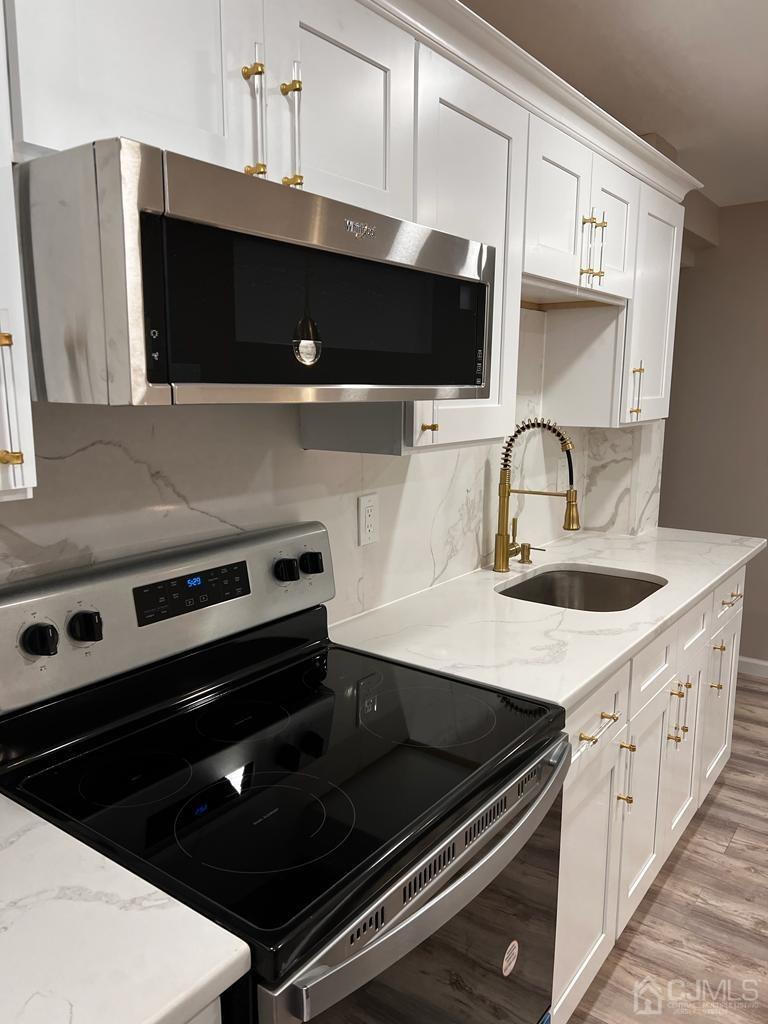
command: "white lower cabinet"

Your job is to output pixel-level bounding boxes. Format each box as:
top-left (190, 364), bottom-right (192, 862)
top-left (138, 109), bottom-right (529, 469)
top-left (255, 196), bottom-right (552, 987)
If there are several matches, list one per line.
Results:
top-left (615, 680), bottom-right (670, 934)
top-left (554, 580), bottom-right (747, 1023)
top-left (551, 727), bottom-right (625, 1024)
top-left (185, 1001), bottom-right (221, 1024)
top-left (697, 610), bottom-right (742, 804)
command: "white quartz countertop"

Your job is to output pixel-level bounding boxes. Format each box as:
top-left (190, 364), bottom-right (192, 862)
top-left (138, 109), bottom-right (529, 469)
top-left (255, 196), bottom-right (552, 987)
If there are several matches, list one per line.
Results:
top-left (331, 528), bottom-right (766, 712)
top-left (0, 793), bottom-right (250, 1024)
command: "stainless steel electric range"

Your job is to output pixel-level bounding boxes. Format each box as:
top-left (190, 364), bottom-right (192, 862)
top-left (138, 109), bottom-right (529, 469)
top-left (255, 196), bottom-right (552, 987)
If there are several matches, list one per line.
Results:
top-left (0, 523), bottom-right (568, 1024)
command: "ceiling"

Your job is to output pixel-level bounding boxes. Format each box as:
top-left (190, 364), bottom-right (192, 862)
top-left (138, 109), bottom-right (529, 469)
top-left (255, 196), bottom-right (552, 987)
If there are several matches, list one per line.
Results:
top-left (462, 0), bottom-right (768, 206)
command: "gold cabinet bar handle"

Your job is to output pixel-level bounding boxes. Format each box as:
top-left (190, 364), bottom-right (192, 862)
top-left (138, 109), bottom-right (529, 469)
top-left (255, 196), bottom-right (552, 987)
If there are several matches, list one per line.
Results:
top-left (582, 215), bottom-right (597, 225)
top-left (667, 733), bottom-right (682, 744)
top-left (280, 78), bottom-right (303, 96)
top-left (579, 731), bottom-right (599, 745)
top-left (281, 174), bottom-right (304, 187)
top-left (0, 331), bottom-right (13, 346)
top-left (617, 794), bottom-right (634, 804)
top-left (241, 61), bottom-right (265, 81)
top-left (244, 163), bottom-right (267, 176)
top-left (722, 598), bottom-right (735, 607)
top-left (629, 407), bottom-right (642, 415)
top-left (670, 688), bottom-right (685, 699)
top-left (595, 219), bottom-right (608, 229)
top-left (710, 682), bottom-right (724, 690)
top-left (579, 267), bottom-right (595, 276)
top-left (713, 642), bottom-right (727, 651)
top-left (591, 270), bottom-right (606, 278)
top-left (600, 711), bottom-right (620, 721)
top-left (620, 741), bottom-right (637, 752)
top-left (0, 450), bottom-right (24, 465)
top-left (421, 423), bottom-right (439, 432)
top-left (632, 366), bottom-right (645, 375)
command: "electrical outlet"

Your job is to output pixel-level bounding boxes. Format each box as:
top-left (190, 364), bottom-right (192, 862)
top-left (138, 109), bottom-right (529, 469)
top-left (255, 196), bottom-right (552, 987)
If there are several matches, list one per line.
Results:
top-left (357, 493), bottom-right (379, 546)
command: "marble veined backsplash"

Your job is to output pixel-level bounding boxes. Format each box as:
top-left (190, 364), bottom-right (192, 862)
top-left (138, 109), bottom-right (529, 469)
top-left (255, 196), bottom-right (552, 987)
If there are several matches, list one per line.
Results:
top-left (0, 394), bottom-right (663, 624)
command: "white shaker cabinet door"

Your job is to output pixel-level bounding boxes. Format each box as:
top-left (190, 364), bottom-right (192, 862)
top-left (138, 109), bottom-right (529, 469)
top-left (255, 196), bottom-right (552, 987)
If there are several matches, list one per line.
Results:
top-left (264, 0), bottom-right (414, 217)
top-left (0, 8), bottom-right (35, 500)
top-left (621, 185), bottom-right (684, 423)
top-left (551, 734), bottom-right (625, 1024)
top-left (6, 0), bottom-right (262, 170)
top-left (698, 612), bottom-right (743, 804)
top-left (616, 681), bottom-right (670, 936)
top-left (524, 115), bottom-right (593, 287)
top-left (584, 155), bottom-right (639, 299)
top-left (410, 47), bottom-right (528, 447)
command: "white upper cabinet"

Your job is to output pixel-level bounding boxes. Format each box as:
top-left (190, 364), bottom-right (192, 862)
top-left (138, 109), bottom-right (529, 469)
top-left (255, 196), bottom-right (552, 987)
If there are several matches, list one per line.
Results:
top-left (583, 156), bottom-right (639, 299)
top-left (0, 6), bottom-right (35, 500)
top-left (263, 0), bottom-right (414, 217)
top-left (525, 118), bottom-right (640, 299)
top-left (621, 185), bottom-right (684, 423)
top-left (525, 116), bottom-right (593, 287)
top-left (409, 47), bottom-right (527, 446)
top-left (5, 0), bottom-right (263, 170)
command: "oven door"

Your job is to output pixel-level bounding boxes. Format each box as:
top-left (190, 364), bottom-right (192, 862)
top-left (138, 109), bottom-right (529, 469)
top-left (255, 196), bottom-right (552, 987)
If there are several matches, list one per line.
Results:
top-left (257, 736), bottom-right (569, 1024)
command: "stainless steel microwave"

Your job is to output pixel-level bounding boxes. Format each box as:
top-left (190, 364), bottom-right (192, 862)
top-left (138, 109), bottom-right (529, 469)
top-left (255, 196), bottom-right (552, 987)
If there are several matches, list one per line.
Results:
top-left (15, 138), bottom-right (495, 406)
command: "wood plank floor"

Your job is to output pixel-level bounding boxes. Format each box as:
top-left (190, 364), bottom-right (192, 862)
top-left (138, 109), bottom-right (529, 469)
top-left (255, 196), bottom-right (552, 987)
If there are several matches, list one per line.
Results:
top-left (571, 676), bottom-right (768, 1024)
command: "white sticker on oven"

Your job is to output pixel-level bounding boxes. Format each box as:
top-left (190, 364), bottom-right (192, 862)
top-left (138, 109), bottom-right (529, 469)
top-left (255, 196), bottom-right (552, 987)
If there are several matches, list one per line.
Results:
top-left (502, 940), bottom-right (519, 976)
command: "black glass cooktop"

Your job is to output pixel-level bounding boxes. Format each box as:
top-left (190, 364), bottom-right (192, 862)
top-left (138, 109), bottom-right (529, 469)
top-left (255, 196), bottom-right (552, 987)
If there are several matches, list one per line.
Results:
top-left (0, 608), bottom-right (564, 983)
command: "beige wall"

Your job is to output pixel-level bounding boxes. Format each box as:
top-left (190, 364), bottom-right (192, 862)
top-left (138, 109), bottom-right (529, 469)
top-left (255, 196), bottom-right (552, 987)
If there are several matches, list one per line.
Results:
top-left (660, 202), bottom-right (768, 660)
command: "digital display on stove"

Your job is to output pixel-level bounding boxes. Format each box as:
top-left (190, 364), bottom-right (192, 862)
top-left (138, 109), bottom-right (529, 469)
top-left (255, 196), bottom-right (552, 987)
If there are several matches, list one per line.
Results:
top-left (132, 560), bottom-right (250, 626)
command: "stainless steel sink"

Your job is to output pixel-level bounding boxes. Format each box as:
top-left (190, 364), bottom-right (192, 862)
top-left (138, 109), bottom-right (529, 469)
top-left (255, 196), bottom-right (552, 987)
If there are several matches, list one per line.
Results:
top-left (499, 568), bottom-right (666, 612)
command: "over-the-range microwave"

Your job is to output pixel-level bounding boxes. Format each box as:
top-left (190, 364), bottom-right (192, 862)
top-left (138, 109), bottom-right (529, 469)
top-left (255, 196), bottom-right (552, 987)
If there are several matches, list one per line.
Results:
top-left (14, 138), bottom-right (495, 406)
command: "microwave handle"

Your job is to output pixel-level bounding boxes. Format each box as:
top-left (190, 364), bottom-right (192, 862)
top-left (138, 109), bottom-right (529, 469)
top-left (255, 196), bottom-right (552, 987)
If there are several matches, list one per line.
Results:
top-left (285, 738), bottom-right (570, 1022)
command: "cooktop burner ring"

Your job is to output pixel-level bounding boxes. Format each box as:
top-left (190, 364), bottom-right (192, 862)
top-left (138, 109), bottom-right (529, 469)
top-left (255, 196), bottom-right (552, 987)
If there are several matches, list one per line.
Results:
top-left (173, 770), bottom-right (356, 874)
top-left (360, 684), bottom-right (498, 749)
top-left (78, 749), bottom-right (194, 808)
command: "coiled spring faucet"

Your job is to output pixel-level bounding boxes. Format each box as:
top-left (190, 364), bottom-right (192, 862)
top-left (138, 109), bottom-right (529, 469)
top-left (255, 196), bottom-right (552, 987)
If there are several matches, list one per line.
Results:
top-left (493, 418), bottom-right (581, 572)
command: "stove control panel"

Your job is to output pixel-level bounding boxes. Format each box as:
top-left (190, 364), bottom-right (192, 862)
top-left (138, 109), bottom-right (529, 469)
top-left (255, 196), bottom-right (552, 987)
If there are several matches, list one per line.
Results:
top-left (1, 521), bottom-right (334, 714)
top-left (133, 560), bottom-right (251, 627)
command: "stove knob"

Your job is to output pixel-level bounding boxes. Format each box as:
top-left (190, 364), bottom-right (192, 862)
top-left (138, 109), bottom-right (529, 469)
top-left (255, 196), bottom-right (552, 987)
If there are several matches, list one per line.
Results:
top-left (274, 557), bottom-right (300, 583)
top-left (299, 551), bottom-right (324, 575)
top-left (21, 622), bottom-right (59, 657)
top-left (68, 610), bottom-right (104, 643)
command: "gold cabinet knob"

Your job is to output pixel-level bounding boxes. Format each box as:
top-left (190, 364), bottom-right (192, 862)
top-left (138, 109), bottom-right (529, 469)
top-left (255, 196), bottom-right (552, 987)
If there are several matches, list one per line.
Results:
top-left (620, 741), bottom-right (637, 752)
top-left (713, 642), bottom-right (727, 651)
top-left (579, 731), bottom-right (599, 745)
top-left (731, 591), bottom-right (743, 600)
top-left (617, 794), bottom-right (634, 804)
top-left (0, 450), bottom-right (23, 465)
top-left (670, 688), bottom-right (685, 699)
top-left (421, 423), bottom-right (439, 432)
top-left (710, 682), bottom-right (724, 690)
top-left (591, 270), bottom-right (606, 278)
top-left (0, 331), bottom-right (13, 346)
top-left (281, 174), bottom-right (304, 187)
top-left (684, 680), bottom-right (693, 689)
top-left (629, 407), bottom-right (642, 415)
top-left (579, 266), bottom-right (595, 276)
top-left (582, 215), bottom-right (597, 225)
top-left (667, 733), bottom-right (682, 744)
top-left (681, 725), bottom-right (689, 733)
top-left (595, 219), bottom-right (608, 229)
top-left (632, 365), bottom-right (645, 375)
top-left (280, 78), bottom-right (303, 96)
top-left (241, 61), bottom-right (265, 80)
top-left (600, 711), bottom-right (620, 722)
top-left (244, 163), bottom-right (267, 176)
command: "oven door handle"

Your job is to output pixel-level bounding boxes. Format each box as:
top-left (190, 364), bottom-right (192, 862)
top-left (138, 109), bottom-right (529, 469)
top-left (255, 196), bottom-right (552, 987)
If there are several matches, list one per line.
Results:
top-left (283, 738), bottom-right (570, 1023)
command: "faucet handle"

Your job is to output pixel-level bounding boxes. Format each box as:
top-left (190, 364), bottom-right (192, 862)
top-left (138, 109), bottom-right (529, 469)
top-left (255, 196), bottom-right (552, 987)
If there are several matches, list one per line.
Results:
top-left (510, 516), bottom-right (518, 544)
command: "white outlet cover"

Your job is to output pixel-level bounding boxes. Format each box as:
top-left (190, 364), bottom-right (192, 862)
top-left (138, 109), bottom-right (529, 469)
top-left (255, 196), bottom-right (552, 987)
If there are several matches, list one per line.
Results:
top-left (357, 493), bottom-right (379, 546)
